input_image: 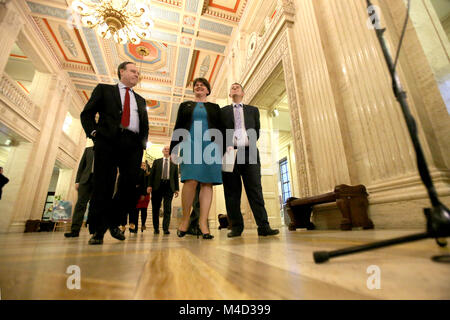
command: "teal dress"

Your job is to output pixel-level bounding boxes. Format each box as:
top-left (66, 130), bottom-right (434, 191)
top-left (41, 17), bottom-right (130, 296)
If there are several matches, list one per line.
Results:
top-left (179, 103), bottom-right (222, 185)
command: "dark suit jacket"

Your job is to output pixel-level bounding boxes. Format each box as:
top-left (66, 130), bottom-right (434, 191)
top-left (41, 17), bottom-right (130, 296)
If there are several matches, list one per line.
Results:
top-left (80, 84), bottom-right (149, 149)
top-left (170, 100), bottom-right (222, 154)
top-left (75, 147), bottom-right (94, 185)
top-left (220, 104), bottom-right (261, 150)
top-left (148, 158), bottom-right (179, 193)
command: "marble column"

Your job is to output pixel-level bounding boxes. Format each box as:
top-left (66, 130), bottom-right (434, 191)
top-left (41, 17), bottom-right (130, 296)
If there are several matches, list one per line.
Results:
top-left (407, 0), bottom-right (450, 113)
top-left (310, 0), bottom-right (416, 183)
top-left (10, 74), bottom-right (70, 229)
top-left (0, 142), bottom-right (32, 233)
top-left (0, 1), bottom-right (24, 75)
top-left (30, 83), bottom-right (71, 218)
top-left (381, 0), bottom-right (450, 172)
top-left (288, 0), bottom-right (352, 196)
top-left (300, 0), bottom-right (450, 228)
top-left (54, 168), bottom-right (74, 202)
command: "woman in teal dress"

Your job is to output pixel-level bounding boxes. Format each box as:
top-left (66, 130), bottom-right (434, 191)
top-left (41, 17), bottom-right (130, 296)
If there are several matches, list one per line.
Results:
top-left (169, 78), bottom-right (223, 239)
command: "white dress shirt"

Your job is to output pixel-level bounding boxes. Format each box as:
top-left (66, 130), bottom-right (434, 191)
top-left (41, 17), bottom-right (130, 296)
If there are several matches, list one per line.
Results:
top-left (118, 82), bottom-right (139, 134)
top-left (233, 103), bottom-right (249, 147)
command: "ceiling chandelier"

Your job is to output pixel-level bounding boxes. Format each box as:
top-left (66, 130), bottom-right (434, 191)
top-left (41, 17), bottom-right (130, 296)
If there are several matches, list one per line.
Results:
top-left (71, 0), bottom-right (154, 44)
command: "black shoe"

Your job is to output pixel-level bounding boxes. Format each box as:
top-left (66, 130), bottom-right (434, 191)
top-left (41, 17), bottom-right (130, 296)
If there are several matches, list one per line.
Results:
top-left (164, 230), bottom-right (170, 235)
top-left (109, 227), bottom-right (125, 240)
top-left (257, 227), bottom-right (279, 236)
top-left (177, 229), bottom-right (187, 237)
top-left (64, 231), bottom-right (79, 238)
top-left (201, 233), bottom-right (214, 240)
top-left (227, 229), bottom-right (242, 238)
top-left (88, 233), bottom-right (103, 245)
top-left (129, 228), bottom-right (138, 234)
top-left (198, 227), bottom-right (214, 239)
top-left (154, 229), bottom-right (160, 234)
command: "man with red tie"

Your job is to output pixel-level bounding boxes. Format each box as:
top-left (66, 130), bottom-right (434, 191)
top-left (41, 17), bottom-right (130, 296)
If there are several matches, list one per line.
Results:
top-left (80, 62), bottom-right (149, 245)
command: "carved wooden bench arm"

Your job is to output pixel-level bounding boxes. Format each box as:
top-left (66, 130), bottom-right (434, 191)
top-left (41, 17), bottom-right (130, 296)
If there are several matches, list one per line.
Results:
top-left (285, 184), bottom-right (374, 231)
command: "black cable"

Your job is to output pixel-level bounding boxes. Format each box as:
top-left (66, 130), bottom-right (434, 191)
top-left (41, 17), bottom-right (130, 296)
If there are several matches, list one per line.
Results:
top-left (393, 0), bottom-right (411, 72)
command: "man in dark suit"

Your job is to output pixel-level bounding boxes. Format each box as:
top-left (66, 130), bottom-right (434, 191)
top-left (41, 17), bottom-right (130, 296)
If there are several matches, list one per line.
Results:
top-left (148, 146), bottom-right (179, 234)
top-left (80, 61), bottom-right (149, 245)
top-left (0, 167), bottom-right (9, 200)
top-left (221, 83), bottom-right (279, 237)
top-left (65, 146), bottom-right (94, 238)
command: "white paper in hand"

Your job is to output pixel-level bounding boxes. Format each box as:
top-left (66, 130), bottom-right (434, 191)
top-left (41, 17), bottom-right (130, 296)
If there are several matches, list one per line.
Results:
top-left (222, 148), bottom-right (237, 172)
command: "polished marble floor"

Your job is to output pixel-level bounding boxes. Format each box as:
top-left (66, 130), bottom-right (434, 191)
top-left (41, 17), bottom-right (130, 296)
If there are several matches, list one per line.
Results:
top-left (0, 227), bottom-right (448, 300)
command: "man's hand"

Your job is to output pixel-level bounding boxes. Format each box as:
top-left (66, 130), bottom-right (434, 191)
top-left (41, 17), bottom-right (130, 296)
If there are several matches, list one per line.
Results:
top-left (140, 195), bottom-right (145, 201)
top-left (75, 183), bottom-right (79, 191)
top-left (174, 191), bottom-right (179, 198)
top-left (227, 146), bottom-right (234, 153)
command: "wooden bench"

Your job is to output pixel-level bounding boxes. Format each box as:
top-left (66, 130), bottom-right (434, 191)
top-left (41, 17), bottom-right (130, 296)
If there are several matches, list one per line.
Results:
top-left (285, 184), bottom-right (374, 231)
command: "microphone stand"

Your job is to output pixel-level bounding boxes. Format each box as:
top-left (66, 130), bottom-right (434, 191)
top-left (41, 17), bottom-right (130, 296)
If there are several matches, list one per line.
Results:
top-left (313, 0), bottom-right (450, 264)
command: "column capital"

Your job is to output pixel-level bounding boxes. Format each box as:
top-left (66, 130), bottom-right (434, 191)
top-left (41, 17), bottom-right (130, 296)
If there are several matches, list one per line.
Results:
top-left (0, 0), bottom-right (13, 8)
top-left (277, 0), bottom-right (296, 17)
top-left (0, 1), bottom-right (24, 29)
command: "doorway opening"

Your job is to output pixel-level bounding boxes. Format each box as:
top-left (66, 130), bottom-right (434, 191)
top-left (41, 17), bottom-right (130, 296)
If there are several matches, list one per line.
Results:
top-left (248, 62), bottom-right (297, 227)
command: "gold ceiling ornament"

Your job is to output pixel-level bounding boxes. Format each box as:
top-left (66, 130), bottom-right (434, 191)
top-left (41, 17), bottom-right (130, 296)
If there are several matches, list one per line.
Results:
top-left (136, 46), bottom-right (150, 57)
top-left (137, 46), bottom-right (150, 84)
top-left (71, 0), bottom-right (154, 44)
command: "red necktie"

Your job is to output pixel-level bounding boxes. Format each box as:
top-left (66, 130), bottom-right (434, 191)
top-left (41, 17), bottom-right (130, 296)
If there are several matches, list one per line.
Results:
top-left (121, 87), bottom-right (130, 128)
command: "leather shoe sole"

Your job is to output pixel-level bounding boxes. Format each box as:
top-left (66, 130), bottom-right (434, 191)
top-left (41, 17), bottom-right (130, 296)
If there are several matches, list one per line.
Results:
top-left (88, 237), bottom-right (103, 245)
top-left (257, 228), bottom-right (279, 236)
top-left (64, 232), bottom-right (79, 238)
top-left (110, 227), bottom-right (125, 240)
top-left (227, 230), bottom-right (242, 238)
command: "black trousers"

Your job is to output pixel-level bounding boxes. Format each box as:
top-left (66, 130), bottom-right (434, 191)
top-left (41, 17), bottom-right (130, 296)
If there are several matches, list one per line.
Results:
top-left (90, 130), bottom-right (143, 235)
top-left (71, 174), bottom-right (93, 232)
top-left (128, 207), bottom-right (148, 228)
top-left (151, 181), bottom-right (174, 231)
top-left (222, 148), bottom-right (270, 232)
top-left (138, 208), bottom-right (148, 226)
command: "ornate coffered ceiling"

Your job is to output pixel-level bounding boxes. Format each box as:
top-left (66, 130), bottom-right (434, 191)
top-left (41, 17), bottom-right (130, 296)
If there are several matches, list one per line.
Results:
top-left (21, 0), bottom-right (248, 143)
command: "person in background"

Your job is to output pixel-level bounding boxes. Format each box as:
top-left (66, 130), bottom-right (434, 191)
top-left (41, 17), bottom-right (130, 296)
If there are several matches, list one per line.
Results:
top-left (129, 161), bottom-right (151, 233)
top-left (0, 167), bottom-right (9, 200)
top-left (65, 146), bottom-right (94, 238)
top-left (148, 146), bottom-right (179, 235)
